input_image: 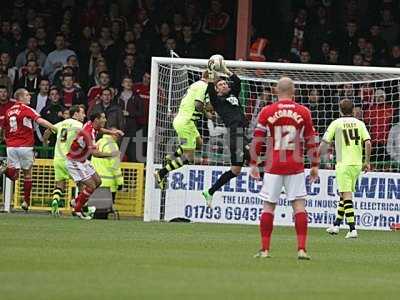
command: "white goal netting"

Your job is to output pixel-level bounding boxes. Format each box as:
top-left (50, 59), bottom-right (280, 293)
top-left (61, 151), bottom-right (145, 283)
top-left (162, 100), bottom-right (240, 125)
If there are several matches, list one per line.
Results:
top-left (145, 58), bottom-right (400, 224)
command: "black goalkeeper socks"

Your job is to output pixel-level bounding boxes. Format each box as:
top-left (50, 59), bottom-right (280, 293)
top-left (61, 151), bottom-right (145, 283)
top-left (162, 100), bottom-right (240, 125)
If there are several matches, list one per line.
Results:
top-left (209, 170), bottom-right (237, 195)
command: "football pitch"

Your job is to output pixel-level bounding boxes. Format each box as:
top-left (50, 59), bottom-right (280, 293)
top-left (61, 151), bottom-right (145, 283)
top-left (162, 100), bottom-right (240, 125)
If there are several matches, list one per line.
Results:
top-left (1, 214), bottom-right (399, 300)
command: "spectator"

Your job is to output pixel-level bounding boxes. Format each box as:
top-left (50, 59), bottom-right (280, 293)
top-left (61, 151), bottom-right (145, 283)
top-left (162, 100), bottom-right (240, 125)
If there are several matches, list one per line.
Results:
top-left (387, 120), bottom-right (400, 162)
top-left (35, 27), bottom-right (51, 54)
top-left (1, 20), bottom-right (12, 43)
top-left (98, 26), bottom-right (117, 71)
top-left (289, 8), bottom-right (307, 58)
top-left (353, 53), bottom-right (364, 66)
top-left (0, 85), bottom-right (14, 128)
top-left (15, 37), bottom-right (47, 68)
top-left (0, 52), bottom-right (18, 87)
top-left (53, 55), bottom-right (80, 88)
top-left (368, 25), bottom-right (387, 58)
top-left (306, 88), bottom-right (327, 134)
top-left (299, 50), bottom-right (312, 63)
top-left (387, 45), bottom-right (400, 67)
top-left (327, 48), bottom-right (340, 64)
top-left (80, 40), bottom-right (104, 88)
top-left (247, 85), bottom-right (273, 130)
top-left (43, 33), bottom-right (77, 82)
top-left (317, 42), bottom-right (330, 64)
top-left (177, 24), bottom-right (204, 58)
top-left (340, 21), bottom-right (359, 64)
top-left (15, 60), bottom-right (43, 95)
top-left (132, 22), bottom-right (148, 55)
top-left (91, 87), bottom-right (124, 130)
top-left (114, 53), bottom-right (143, 86)
top-left (30, 78), bottom-right (50, 113)
top-left (202, 0), bottom-right (231, 56)
top-left (172, 12), bottom-right (185, 40)
top-left (185, 2), bottom-right (202, 34)
top-left (135, 8), bottom-right (157, 42)
top-left (40, 87), bottom-right (65, 125)
top-left (163, 38), bottom-right (177, 56)
top-left (307, 5), bottom-right (334, 53)
top-left (0, 68), bottom-right (12, 96)
top-left (133, 72), bottom-right (150, 135)
top-left (380, 8), bottom-right (399, 46)
top-left (363, 42), bottom-right (377, 66)
top-left (154, 22), bottom-right (173, 56)
top-left (39, 87), bottom-right (65, 145)
top-left (9, 22), bottom-right (25, 58)
top-left (364, 89), bottom-right (394, 162)
top-left (59, 74), bottom-right (85, 108)
top-left (87, 70), bottom-right (113, 110)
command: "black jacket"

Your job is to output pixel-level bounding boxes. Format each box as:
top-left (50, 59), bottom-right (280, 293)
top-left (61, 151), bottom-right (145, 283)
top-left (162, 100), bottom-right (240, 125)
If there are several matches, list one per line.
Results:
top-left (207, 73), bottom-right (247, 128)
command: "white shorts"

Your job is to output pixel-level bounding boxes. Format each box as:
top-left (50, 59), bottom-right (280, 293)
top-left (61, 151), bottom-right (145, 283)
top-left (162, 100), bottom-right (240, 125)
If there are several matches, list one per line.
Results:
top-left (66, 159), bottom-right (96, 182)
top-left (6, 147), bottom-right (34, 170)
top-left (259, 172), bottom-right (307, 203)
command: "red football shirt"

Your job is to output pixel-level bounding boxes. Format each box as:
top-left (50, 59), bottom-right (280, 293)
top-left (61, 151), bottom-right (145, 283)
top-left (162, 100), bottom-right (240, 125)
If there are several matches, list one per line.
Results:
top-left (133, 83), bottom-right (149, 126)
top-left (0, 100), bottom-right (16, 128)
top-left (87, 86), bottom-right (104, 111)
top-left (4, 102), bottom-right (40, 147)
top-left (67, 121), bottom-right (98, 162)
top-left (253, 99), bottom-right (319, 175)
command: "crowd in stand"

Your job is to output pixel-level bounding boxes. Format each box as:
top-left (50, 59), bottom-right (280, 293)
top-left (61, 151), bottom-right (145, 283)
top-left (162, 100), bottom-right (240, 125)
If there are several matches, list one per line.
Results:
top-left (0, 0), bottom-right (399, 166)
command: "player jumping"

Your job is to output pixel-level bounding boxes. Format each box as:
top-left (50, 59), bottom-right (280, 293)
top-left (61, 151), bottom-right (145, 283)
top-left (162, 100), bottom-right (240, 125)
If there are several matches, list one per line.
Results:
top-left (202, 60), bottom-right (250, 207)
top-left (320, 99), bottom-right (371, 238)
top-left (154, 71), bottom-right (210, 189)
top-left (250, 77), bottom-right (319, 260)
top-left (66, 112), bottom-right (120, 219)
top-left (43, 104), bottom-right (86, 216)
top-left (0, 88), bottom-right (56, 211)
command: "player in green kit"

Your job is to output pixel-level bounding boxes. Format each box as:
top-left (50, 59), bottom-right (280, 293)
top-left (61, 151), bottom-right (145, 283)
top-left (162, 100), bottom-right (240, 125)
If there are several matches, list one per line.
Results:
top-left (154, 71), bottom-right (211, 189)
top-left (319, 99), bottom-right (371, 239)
top-left (43, 105), bottom-right (86, 215)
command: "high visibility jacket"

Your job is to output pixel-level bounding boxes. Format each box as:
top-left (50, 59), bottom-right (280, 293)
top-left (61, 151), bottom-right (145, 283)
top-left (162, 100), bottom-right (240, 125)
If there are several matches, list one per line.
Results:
top-left (91, 134), bottom-right (123, 192)
top-left (249, 38), bottom-right (268, 61)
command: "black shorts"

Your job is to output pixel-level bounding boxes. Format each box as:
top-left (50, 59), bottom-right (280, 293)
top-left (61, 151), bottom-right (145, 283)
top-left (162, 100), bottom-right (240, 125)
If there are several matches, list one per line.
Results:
top-left (228, 127), bottom-right (250, 166)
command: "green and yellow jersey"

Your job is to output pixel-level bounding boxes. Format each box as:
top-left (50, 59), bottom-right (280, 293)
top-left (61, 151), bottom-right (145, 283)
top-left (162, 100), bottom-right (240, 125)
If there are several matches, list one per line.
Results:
top-left (323, 117), bottom-right (371, 166)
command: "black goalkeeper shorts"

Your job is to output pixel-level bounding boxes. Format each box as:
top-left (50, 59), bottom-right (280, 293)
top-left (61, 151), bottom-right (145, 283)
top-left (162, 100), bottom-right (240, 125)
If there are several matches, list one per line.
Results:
top-left (228, 127), bottom-right (250, 166)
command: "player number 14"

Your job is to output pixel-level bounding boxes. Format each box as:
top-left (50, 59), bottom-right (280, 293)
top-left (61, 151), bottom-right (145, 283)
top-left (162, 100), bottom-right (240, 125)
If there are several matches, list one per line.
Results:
top-left (342, 128), bottom-right (360, 146)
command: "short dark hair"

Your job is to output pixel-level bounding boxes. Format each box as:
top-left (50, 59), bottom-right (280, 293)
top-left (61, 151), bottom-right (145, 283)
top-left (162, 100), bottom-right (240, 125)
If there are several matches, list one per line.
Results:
top-left (70, 104), bottom-right (85, 116)
top-left (49, 86), bottom-right (60, 93)
top-left (101, 87), bottom-right (112, 95)
top-left (340, 99), bottom-right (354, 115)
top-left (26, 59), bottom-right (38, 65)
top-left (90, 111), bottom-right (104, 122)
top-left (55, 32), bottom-right (65, 39)
top-left (39, 78), bottom-right (50, 84)
top-left (99, 71), bottom-right (110, 77)
top-left (0, 85), bottom-right (8, 90)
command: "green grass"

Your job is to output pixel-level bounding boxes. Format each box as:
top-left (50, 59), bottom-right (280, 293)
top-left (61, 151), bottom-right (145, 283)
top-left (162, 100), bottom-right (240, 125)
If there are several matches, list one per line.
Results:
top-left (0, 214), bottom-right (399, 300)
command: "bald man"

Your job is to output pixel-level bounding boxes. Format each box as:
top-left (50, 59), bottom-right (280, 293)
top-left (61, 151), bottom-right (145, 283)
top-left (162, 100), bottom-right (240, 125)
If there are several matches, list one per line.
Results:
top-left (251, 77), bottom-right (319, 260)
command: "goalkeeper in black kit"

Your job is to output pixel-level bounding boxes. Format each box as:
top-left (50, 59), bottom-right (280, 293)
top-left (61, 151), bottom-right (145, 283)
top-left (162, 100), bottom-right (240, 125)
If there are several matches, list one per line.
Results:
top-left (202, 60), bottom-right (250, 207)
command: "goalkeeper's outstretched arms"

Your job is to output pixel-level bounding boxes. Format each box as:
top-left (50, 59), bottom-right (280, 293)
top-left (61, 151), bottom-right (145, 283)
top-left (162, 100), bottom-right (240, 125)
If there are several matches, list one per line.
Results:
top-left (221, 61), bottom-right (241, 97)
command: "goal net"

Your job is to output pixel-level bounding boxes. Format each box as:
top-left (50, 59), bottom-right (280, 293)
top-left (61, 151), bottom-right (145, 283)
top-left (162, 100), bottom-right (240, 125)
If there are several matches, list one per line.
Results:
top-left (145, 57), bottom-right (400, 230)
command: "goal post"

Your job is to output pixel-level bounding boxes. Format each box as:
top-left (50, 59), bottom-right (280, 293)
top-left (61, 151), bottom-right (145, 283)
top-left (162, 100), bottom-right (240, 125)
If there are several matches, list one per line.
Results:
top-left (144, 57), bottom-right (400, 230)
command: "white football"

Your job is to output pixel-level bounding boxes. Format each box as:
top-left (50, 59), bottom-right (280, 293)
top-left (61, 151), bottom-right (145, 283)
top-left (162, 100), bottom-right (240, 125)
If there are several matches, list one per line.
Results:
top-left (208, 54), bottom-right (224, 71)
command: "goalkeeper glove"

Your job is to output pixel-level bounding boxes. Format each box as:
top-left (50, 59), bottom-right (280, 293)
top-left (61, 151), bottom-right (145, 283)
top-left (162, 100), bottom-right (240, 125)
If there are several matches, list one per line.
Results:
top-left (221, 61), bottom-right (232, 76)
top-left (207, 70), bottom-right (217, 82)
